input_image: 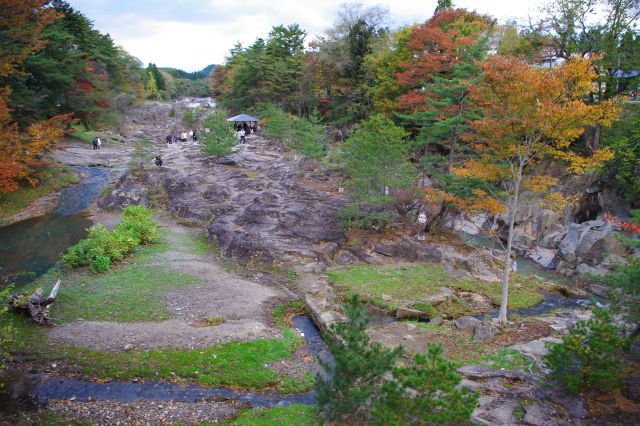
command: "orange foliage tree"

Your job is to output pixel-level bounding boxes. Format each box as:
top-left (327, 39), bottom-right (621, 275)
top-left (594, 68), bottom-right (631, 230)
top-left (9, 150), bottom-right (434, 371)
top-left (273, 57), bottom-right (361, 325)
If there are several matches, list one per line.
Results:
top-left (456, 55), bottom-right (618, 323)
top-left (0, 0), bottom-right (68, 194)
top-left (396, 9), bottom-right (492, 169)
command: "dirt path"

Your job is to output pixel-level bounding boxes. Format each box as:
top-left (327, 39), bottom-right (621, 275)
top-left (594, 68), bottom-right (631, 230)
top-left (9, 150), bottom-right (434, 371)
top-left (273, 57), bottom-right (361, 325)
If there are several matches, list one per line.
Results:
top-left (47, 219), bottom-right (287, 350)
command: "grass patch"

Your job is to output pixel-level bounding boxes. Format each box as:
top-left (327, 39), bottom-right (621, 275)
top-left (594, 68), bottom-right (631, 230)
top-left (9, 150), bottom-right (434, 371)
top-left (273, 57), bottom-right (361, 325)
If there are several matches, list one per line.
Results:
top-left (479, 348), bottom-right (535, 372)
top-left (272, 299), bottom-right (305, 329)
top-left (68, 124), bottom-right (96, 143)
top-left (19, 237), bottom-right (199, 323)
top-left (206, 315), bottom-right (225, 326)
top-left (3, 315), bottom-right (311, 393)
top-left (328, 264), bottom-right (547, 312)
top-left (223, 404), bottom-right (320, 426)
top-left (0, 165), bottom-right (79, 225)
top-left (404, 321), bottom-right (492, 363)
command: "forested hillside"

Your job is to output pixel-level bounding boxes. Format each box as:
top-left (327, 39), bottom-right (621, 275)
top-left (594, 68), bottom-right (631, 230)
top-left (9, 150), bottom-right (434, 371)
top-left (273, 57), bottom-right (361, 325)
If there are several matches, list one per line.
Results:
top-left (0, 0), bottom-right (212, 195)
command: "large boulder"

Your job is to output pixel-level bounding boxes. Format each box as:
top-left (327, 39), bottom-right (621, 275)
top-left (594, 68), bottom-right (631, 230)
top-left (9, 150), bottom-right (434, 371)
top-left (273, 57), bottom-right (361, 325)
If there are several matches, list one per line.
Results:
top-left (528, 247), bottom-right (558, 269)
top-left (558, 219), bottom-right (625, 265)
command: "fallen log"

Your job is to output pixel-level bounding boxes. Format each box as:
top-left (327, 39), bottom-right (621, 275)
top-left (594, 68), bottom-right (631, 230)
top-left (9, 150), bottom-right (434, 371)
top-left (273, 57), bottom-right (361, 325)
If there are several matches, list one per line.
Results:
top-left (9, 279), bottom-right (61, 325)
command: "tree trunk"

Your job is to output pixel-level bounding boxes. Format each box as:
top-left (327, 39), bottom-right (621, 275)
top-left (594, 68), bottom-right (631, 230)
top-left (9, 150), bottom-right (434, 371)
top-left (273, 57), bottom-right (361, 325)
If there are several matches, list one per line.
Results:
top-left (498, 166), bottom-right (523, 324)
top-left (9, 280), bottom-right (61, 325)
top-left (447, 138), bottom-right (455, 175)
top-left (584, 124), bottom-right (601, 153)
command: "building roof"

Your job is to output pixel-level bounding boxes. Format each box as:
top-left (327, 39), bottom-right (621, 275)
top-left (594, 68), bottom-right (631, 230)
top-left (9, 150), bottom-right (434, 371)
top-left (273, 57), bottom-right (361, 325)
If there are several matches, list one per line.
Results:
top-left (226, 114), bottom-right (260, 122)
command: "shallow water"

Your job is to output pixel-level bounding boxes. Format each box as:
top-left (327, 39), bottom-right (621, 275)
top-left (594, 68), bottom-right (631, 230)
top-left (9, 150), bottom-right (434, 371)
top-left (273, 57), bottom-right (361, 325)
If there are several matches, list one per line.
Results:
top-left (0, 166), bottom-right (112, 286)
top-left (479, 291), bottom-right (591, 319)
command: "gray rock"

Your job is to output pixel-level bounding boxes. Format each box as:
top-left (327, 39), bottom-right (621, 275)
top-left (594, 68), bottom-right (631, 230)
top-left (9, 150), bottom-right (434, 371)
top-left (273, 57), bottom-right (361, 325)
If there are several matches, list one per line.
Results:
top-left (396, 307), bottom-right (431, 321)
top-left (457, 365), bottom-right (535, 382)
top-left (511, 337), bottom-right (562, 362)
top-left (424, 287), bottom-right (454, 306)
top-left (576, 262), bottom-right (608, 277)
top-left (335, 250), bottom-right (360, 266)
top-left (455, 316), bottom-right (481, 331)
top-left (558, 223), bottom-right (583, 263)
top-left (540, 231), bottom-right (566, 249)
top-left (588, 282), bottom-right (609, 297)
top-left (473, 321), bottom-right (497, 341)
top-left (524, 403), bottom-right (556, 426)
top-left (529, 247), bottom-right (558, 269)
top-left (216, 154), bottom-right (244, 165)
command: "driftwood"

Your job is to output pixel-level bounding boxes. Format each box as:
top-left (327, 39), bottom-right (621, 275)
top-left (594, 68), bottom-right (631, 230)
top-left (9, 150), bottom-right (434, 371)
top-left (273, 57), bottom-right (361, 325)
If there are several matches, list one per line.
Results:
top-left (9, 279), bottom-right (61, 325)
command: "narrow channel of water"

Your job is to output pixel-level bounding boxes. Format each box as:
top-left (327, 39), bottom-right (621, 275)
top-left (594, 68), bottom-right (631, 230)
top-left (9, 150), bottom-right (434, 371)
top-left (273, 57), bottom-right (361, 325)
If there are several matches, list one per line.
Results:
top-left (0, 166), bottom-right (112, 287)
top-left (12, 316), bottom-right (329, 408)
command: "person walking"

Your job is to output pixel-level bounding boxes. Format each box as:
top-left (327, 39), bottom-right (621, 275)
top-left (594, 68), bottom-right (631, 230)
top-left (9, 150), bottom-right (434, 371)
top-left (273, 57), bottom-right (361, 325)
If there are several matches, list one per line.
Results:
top-left (96, 137), bottom-right (101, 150)
top-left (92, 136), bottom-right (98, 150)
top-left (237, 128), bottom-right (245, 144)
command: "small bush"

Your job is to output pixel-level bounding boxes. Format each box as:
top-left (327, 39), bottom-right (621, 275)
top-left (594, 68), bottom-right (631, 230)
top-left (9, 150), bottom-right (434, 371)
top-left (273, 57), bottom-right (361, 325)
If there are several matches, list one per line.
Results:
top-left (206, 316), bottom-right (225, 326)
top-left (62, 205), bottom-right (158, 273)
top-left (337, 204), bottom-right (395, 231)
top-left (543, 308), bottom-right (627, 394)
top-left (120, 204), bottom-right (158, 244)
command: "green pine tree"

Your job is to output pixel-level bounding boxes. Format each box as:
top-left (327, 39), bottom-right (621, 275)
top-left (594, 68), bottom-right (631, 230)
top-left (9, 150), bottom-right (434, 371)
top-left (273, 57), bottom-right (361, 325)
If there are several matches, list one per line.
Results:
top-left (341, 115), bottom-right (416, 206)
top-left (543, 307), bottom-right (627, 394)
top-left (315, 294), bottom-right (403, 422)
top-left (199, 110), bottom-right (236, 157)
top-left (371, 343), bottom-right (478, 425)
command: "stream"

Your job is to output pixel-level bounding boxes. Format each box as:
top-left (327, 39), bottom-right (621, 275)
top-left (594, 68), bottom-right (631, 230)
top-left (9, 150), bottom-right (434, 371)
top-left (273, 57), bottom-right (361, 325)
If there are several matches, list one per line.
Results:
top-left (8, 316), bottom-right (330, 409)
top-left (0, 166), bottom-right (112, 287)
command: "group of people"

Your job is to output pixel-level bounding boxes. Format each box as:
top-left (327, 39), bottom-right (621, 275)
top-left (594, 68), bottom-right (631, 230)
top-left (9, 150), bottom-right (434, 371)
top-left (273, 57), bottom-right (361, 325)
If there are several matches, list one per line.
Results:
top-left (91, 136), bottom-right (102, 150)
top-left (236, 123), bottom-right (255, 143)
top-left (166, 130), bottom-right (197, 144)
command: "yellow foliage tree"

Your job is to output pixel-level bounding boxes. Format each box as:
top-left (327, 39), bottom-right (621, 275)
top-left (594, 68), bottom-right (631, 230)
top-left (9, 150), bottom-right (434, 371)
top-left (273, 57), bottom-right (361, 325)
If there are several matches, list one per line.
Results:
top-left (457, 55), bottom-right (618, 323)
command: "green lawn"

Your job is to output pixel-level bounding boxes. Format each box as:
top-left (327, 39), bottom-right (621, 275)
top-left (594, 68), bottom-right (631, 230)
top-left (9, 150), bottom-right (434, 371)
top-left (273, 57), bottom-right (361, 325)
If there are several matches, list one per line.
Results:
top-left (0, 165), bottom-right (79, 225)
top-left (328, 264), bottom-right (547, 313)
top-left (223, 404), bottom-right (320, 426)
top-left (17, 235), bottom-right (196, 323)
top-left (4, 314), bottom-right (312, 393)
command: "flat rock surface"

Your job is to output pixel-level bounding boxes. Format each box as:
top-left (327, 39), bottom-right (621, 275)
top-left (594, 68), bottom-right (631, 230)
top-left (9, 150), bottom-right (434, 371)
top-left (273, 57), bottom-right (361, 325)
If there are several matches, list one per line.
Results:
top-left (47, 318), bottom-right (277, 351)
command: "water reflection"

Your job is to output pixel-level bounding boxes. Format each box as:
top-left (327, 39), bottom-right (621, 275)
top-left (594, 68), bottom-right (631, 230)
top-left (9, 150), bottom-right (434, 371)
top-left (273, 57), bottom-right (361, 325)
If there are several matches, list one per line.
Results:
top-left (0, 166), bottom-right (112, 287)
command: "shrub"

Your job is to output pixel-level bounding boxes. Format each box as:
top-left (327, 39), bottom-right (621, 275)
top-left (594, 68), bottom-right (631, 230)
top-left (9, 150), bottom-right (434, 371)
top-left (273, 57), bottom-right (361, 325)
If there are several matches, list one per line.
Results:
top-left (337, 204), bottom-right (396, 231)
top-left (543, 308), bottom-right (627, 394)
top-left (62, 205), bottom-right (157, 273)
top-left (371, 343), bottom-right (478, 425)
top-left (120, 204), bottom-right (158, 244)
top-left (316, 295), bottom-right (402, 422)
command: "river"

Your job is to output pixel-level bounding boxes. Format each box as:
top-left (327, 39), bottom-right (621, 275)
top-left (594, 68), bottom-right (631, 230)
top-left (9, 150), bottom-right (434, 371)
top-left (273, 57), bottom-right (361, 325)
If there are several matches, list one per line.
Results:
top-left (0, 166), bottom-right (112, 287)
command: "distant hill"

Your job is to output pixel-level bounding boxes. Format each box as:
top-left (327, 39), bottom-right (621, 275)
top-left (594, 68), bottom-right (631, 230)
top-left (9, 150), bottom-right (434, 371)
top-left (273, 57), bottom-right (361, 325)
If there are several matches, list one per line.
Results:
top-left (161, 64), bottom-right (216, 80)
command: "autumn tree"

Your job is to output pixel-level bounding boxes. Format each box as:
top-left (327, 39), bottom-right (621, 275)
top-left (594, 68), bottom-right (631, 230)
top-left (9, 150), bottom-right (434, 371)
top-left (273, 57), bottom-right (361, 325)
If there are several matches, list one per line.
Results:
top-left (396, 9), bottom-right (493, 171)
top-left (0, 0), bottom-right (70, 194)
top-left (539, 0), bottom-right (640, 151)
top-left (456, 56), bottom-right (618, 323)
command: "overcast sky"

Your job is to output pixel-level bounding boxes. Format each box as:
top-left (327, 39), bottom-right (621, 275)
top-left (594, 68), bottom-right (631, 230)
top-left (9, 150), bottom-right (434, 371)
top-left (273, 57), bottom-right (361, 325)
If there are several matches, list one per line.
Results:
top-left (67, 0), bottom-right (549, 72)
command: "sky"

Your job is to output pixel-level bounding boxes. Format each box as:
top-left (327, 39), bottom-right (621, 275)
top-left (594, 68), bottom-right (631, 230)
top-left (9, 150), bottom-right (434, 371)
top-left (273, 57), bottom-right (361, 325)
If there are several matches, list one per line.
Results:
top-left (67, 0), bottom-right (549, 72)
